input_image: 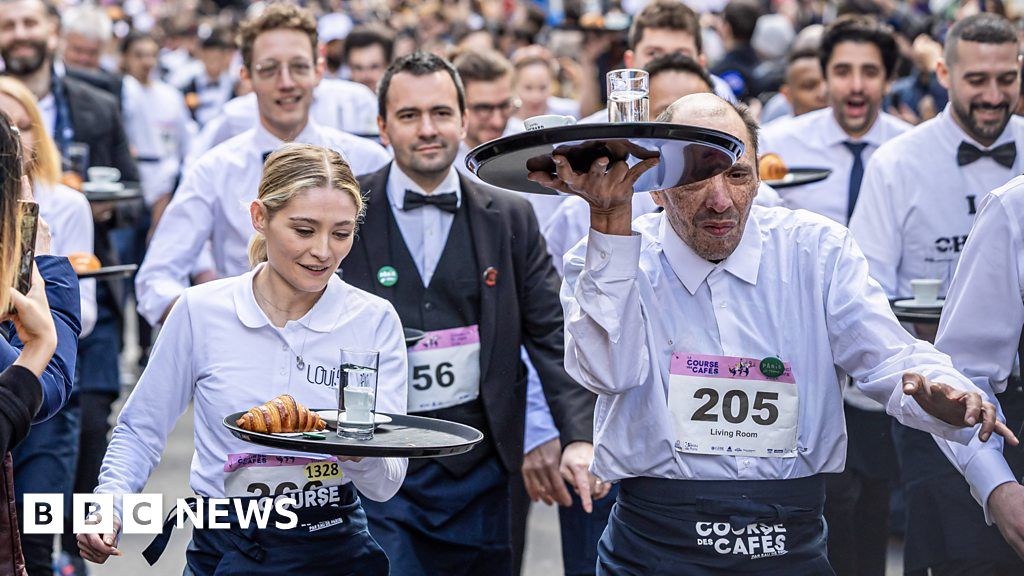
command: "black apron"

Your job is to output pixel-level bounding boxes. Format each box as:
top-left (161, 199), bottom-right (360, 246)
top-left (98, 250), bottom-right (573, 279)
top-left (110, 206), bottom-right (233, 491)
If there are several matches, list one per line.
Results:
top-left (597, 475), bottom-right (833, 575)
top-left (144, 484), bottom-right (388, 575)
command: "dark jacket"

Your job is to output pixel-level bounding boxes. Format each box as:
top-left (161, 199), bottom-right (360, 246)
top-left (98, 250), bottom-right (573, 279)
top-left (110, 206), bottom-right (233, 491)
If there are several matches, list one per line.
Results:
top-left (64, 66), bottom-right (123, 108)
top-left (343, 164), bottom-right (596, 473)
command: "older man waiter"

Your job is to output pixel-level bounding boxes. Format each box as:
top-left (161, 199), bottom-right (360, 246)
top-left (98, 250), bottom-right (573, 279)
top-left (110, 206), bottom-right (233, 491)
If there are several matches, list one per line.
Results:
top-left (528, 93), bottom-right (1017, 574)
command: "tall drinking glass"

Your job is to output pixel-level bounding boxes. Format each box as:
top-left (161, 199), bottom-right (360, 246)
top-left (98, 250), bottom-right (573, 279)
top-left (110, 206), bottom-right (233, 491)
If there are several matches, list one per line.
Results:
top-left (607, 69), bottom-right (650, 123)
top-left (338, 349), bottom-right (379, 440)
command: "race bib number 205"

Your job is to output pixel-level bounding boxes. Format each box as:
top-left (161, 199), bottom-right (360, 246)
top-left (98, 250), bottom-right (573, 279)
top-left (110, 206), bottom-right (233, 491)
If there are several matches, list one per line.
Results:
top-left (667, 353), bottom-right (799, 458)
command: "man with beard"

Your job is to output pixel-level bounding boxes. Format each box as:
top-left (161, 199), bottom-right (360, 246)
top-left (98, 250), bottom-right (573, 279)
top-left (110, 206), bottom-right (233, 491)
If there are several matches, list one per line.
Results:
top-left (760, 15), bottom-right (909, 226)
top-left (340, 51), bottom-right (599, 576)
top-left (0, 1), bottom-right (138, 574)
top-left (531, 91), bottom-right (1015, 574)
top-left (850, 13), bottom-right (1024, 575)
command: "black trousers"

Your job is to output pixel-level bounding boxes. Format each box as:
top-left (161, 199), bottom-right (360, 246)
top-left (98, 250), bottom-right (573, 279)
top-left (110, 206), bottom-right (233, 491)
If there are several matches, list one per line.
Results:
top-left (824, 404), bottom-right (898, 576)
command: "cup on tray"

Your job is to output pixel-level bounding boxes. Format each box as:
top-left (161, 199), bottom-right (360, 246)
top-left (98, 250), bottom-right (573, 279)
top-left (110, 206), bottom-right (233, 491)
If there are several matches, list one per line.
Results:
top-left (910, 278), bottom-right (942, 305)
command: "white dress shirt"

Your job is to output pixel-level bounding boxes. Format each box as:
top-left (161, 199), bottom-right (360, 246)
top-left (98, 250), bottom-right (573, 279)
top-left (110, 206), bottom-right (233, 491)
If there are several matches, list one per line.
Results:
top-left (759, 107), bottom-right (911, 225)
top-left (98, 265), bottom-right (408, 515)
top-left (122, 75), bottom-right (195, 206)
top-left (934, 176), bottom-right (1024, 520)
top-left (385, 164), bottom-right (462, 287)
top-left (136, 120), bottom-right (391, 326)
top-left (185, 79), bottom-right (380, 165)
top-left (850, 106), bottom-right (1024, 299)
top-left (33, 181), bottom-right (96, 338)
top-left (561, 208), bottom-right (984, 483)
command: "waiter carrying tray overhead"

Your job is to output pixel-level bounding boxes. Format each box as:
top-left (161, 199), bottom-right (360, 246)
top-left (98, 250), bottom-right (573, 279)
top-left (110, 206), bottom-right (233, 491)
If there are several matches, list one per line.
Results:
top-left (528, 92), bottom-right (1018, 575)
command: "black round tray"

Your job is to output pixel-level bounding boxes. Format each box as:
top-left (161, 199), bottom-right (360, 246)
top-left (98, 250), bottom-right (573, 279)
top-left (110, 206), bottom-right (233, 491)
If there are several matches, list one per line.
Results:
top-left (224, 411), bottom-right (484, 458)
top-left (404, 328), bottom-right (426, 347)
top-left (76, 264), bottom-right (138, 279)
top-left (891, 299), bottom-right (943, 325)
top-left (763, 168), bottom-right (831, 189)
top-left (465, 123), bottom-right (743, 196)
top-left (83, 183), bottom-right (144, 203)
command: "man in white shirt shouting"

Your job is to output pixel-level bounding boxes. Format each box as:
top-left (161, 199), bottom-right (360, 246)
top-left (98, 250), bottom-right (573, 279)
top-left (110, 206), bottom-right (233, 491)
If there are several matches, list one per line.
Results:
top-left (528, 92), bottom-right (1017, 574)
top-left (851, 13), bottom-right (1024, 575)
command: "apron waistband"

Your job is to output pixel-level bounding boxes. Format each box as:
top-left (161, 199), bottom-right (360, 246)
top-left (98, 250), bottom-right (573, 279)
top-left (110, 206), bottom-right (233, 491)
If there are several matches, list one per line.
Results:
top-left (619, 475), bottom-right (826, 529)
top-left (142, 485), bottom-right (358, 566)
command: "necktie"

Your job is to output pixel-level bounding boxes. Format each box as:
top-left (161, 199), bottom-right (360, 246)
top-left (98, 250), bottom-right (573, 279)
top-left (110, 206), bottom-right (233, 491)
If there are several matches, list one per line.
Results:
top-left (403, 190), bottom-right (458, 213)
top-left (843, 141), bottom-right (868, 220)
top-left (956, 141), bottom-right (1016, 168)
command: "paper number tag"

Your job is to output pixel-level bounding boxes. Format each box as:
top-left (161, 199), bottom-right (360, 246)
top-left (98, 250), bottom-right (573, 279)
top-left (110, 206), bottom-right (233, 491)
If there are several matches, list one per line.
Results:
top-left (304, 461), bottom-right (343, 482)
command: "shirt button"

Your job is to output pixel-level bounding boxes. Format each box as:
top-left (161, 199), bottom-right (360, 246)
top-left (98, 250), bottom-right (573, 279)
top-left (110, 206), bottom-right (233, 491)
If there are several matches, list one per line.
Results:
top-left (600, 250), bottom-right (608, 259)
top-left (279, 368), bottom-right (286, 376)
top-left (667, 339), bottom-right (673, 346)
top-left (424, 302), bottom-right (434, 311)
top-left (720, 302), bottom-right (728, 308)
top-left (281, 344), bottom-right (288, 351)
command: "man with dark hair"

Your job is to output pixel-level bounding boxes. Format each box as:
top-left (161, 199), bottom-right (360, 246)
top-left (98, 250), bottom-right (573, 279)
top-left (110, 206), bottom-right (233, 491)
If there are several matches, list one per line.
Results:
top-left (761, 15), bottom-right (908, 225)
top-left (851, 13), bottom-right (1024, 573)
top-left (453, 50), bottom-right (515, 151)
top-left (530, 90), bottom-right (1014, 574)
top-left (177, 26), bottom-right (237, 126)
top-left (647, 52), bottom-right (714, 118)
top-left (712, 0), bottom-right (763, 100)
top-left (343, 24), bottom-right (393, 94)
top-left (777, 47), bottom-right (827, 118)
top-left (579, 0), bottom-right (736, 122)
top-left (345, 50), bottom-right (599, 576)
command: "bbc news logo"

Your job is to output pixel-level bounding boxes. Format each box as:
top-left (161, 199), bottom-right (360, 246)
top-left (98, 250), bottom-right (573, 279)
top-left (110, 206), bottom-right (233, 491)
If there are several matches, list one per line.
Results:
top-left (23, 494), bottom-right (299, 534)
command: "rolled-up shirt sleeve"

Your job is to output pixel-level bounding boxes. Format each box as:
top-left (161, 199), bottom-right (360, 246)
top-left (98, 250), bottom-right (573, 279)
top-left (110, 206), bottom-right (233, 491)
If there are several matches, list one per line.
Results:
top-left (561, 229), bottom-right (650, 395)
top-left (934, 191), bottom-right (1023, 522)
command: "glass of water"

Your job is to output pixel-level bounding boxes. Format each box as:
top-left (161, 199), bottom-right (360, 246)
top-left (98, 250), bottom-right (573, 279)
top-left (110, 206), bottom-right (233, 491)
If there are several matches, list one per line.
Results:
top-left (338, 349), bottom-right (380, 440)
top-left (607, 69), bottom-right (650, 123)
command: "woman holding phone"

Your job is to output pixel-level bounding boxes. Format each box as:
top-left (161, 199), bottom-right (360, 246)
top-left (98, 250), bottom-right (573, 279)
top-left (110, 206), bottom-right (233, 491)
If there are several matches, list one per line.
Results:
top-left (79, 144), bottom-right (408, 574)
top-left (0, 76), bottom-right (99, 575)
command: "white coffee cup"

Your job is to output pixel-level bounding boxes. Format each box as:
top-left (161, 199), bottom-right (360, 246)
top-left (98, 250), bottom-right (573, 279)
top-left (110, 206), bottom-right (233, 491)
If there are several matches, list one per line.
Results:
top-left (87, 166), bottom-right (121, 183)
top-left (910, 278), bottom-right (942, 304)
top-left (524, 114), bottom-right (576, 131)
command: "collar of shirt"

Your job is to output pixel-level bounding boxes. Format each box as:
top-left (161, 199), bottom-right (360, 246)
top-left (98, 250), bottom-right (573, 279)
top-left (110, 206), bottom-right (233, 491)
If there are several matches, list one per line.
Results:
top-left (251, 119), bottom-right (322, 160)
top-left (387, 162), bottom-right (462, 209)
top-left (657, 211), bottom-right (762, 295)
top-left (937, 103), bottom-right (1016, 152)
top-left (233, 263), bottom-right (347, 333)
top-left (818, 107), bottom-right (892, 148)
top-left (37, 92), bottom-right (56, 136)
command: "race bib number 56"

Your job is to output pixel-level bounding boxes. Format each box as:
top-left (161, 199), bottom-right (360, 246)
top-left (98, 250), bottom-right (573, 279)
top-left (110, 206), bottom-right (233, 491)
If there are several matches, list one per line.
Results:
top-left (667, 354), bottom-right (799, 458)
top-left (407, 325), bottom-right (481, 412)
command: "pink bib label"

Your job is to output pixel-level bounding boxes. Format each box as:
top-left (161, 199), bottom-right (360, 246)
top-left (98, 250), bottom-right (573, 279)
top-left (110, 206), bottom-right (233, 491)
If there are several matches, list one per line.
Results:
top-left (670, 353), bottom-right (795, 384)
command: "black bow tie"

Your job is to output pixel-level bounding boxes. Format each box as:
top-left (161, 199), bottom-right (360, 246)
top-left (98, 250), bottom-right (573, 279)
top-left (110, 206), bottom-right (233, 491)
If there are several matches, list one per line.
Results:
top-left (957, 141), bottom-right (1016, 168)
top-left (403, 190), bottom-right (458, 213)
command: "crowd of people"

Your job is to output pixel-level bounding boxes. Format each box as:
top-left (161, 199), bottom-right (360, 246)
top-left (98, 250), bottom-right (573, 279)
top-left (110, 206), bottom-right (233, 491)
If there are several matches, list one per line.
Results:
top-left (0, 0), bottom-right (1021, 574)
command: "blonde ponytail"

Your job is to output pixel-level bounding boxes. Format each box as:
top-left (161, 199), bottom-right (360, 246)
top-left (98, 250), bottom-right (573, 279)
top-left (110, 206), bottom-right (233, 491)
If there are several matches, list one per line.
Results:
top-left (248, 232), bottom-right (268, 268)
top-left (249, 143), bottom-right (364, 270)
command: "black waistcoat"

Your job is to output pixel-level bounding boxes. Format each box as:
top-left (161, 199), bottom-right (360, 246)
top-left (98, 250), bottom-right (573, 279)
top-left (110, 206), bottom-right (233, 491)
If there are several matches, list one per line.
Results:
top-left (376, 200), bottom-right (495, 476)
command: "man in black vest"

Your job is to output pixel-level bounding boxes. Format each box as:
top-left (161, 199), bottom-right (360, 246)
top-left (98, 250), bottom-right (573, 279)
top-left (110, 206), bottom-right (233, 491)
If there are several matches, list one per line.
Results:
top-left (343, 51), bottom-right (600, 576)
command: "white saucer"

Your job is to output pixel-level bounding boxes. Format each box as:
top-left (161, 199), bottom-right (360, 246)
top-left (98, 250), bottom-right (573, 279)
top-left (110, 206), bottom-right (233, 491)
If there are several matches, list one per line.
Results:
top-left (316, 410), bottom-right (392, 428)
top-left (894, 298), bottom-right (944, 310)
top-left (82, 181), bottom-right (125, 194)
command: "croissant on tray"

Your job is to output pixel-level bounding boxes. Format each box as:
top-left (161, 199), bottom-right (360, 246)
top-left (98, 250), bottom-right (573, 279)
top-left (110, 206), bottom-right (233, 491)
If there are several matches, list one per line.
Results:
top-left (236, 394), bottom-right (326, 433)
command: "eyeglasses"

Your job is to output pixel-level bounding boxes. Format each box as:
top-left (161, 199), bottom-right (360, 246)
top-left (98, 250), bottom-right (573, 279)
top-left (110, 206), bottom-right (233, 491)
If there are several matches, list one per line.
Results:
top-left (251, 59), bottom-right (315, 80)
top-left (468, 98), bottom-right (521, 117)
